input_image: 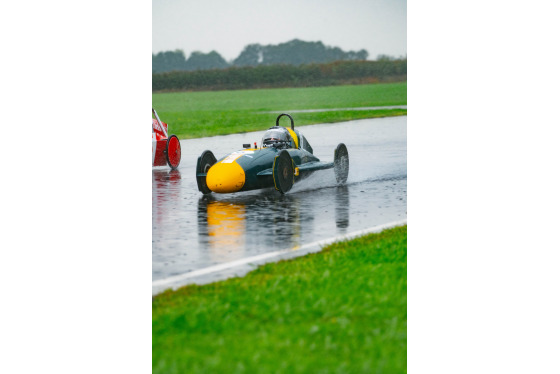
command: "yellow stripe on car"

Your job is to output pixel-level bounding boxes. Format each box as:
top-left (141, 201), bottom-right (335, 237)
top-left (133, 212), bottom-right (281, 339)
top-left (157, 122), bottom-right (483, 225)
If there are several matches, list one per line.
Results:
top-left (286, 128), bottom-right (299, 149)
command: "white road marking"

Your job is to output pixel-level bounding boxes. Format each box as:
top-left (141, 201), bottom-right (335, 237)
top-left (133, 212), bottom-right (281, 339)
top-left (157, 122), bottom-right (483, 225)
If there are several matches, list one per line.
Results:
top-left (152, 219), bottom-right (407, 291)
top-left (261, 105), bottom-right (407, 114)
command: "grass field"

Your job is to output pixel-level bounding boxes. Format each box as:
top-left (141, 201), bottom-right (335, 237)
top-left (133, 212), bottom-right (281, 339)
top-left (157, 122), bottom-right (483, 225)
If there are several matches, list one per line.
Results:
top-left (152, 225), bottom-right (407, 373)
top-left (152, 82), bottom-right (406, 139)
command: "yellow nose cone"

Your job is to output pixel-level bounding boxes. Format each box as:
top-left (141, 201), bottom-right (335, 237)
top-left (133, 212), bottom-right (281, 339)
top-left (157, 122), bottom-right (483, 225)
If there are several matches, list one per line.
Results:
top-left (207, 161), bottom-right (246, 193)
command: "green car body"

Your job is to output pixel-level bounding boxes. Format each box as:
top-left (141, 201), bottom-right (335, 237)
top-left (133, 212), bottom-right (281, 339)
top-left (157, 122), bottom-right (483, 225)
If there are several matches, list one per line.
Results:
top-left (196, 114), bottom-right (349, 194)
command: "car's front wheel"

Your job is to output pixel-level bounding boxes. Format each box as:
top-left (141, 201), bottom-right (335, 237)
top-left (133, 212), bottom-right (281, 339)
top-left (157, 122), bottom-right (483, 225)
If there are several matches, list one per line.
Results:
top-left (273, 150), bottom-right (294, 194)
top-left (196, 150), bottom-right (217, 194)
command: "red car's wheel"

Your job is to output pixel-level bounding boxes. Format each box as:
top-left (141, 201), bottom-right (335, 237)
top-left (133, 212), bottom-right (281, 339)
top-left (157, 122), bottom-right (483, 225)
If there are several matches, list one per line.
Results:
top-left (166, 135), bottom-right (181, 169)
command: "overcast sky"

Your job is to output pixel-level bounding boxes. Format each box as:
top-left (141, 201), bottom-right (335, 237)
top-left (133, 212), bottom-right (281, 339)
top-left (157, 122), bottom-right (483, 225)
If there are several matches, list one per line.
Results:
top-left (152, 0), bottom-right (406, 62)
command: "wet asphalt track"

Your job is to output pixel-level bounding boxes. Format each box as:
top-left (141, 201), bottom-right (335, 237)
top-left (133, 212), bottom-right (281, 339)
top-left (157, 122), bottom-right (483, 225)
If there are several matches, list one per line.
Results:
top-left (152, 116), bottom-right (407, 293)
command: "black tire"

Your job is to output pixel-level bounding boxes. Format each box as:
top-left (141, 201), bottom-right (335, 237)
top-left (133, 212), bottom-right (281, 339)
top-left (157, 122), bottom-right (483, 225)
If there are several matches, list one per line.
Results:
top-left (196, 150), bottom-right (217, 194)
top-left (334, 143), bottom-right (349, 184)
top-left (273, 150), bottom-right (294, 194)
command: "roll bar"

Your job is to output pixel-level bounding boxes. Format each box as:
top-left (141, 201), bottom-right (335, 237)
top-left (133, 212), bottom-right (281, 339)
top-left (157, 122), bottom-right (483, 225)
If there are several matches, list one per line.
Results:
top-left (276, 113), bottom-right (294, 130)
top-left (152, 108), bottom-right (167, 138)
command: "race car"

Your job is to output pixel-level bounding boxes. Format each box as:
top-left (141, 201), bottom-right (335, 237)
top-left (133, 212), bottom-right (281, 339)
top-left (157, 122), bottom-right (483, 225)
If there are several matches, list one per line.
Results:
top-left (196, 114), bottom-right (349, 194)
top-left (152, 108), bottom-right (181, 169)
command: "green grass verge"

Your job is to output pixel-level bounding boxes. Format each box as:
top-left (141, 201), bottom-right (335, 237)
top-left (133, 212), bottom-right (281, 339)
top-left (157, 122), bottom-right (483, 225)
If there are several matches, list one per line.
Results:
top-left (152, 225), bottom-right (407, 374)
top-left (152, 82), bottom-right (407, 139)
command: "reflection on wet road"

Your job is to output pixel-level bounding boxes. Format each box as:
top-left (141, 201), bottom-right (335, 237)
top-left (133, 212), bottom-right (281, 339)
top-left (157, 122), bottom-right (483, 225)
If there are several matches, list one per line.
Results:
top-left (153, 116), bottom-right (407, 286)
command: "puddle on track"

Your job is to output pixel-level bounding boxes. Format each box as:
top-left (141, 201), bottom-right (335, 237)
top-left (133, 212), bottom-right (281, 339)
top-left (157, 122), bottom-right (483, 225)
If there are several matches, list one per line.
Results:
top-left (153, 116), bottom-right (407, 283)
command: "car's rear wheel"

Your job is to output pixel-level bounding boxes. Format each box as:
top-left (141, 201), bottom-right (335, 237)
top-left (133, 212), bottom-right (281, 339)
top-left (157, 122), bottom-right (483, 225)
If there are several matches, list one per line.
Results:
top-left (273, 150), bottom-right (294, 194)
top-left (334, 143), bottom-right (349, 184)
top-left (196, 150), bottom-right (217, 194)
top-left (165, 135), bottom-right (181, 169)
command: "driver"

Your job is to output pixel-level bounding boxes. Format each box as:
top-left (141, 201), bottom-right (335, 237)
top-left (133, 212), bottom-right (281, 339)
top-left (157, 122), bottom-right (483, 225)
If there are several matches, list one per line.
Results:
top-left (262, 126), bottom-right (292, 149)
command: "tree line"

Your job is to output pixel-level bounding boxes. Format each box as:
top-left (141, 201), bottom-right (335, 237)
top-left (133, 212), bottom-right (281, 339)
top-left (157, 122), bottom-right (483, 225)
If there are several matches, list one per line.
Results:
top-left (152, 39), bottom-right (370, 73)
top-left (152, 59), bottom-right (407, 92)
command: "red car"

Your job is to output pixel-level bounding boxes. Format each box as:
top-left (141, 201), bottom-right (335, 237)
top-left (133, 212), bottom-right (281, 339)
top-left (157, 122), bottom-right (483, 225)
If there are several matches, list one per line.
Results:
top-left (152, 108), bottom-right (181, 169)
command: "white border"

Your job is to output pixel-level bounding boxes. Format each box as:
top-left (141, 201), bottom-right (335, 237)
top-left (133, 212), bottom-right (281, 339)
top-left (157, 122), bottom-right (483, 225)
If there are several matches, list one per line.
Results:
top-left (153, 219), bottom-right (407, 293)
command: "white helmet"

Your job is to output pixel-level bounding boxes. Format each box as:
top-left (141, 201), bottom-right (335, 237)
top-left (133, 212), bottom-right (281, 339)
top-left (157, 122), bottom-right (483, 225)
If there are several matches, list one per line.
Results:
top-left (262, 127), bottom-right (291, 149)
